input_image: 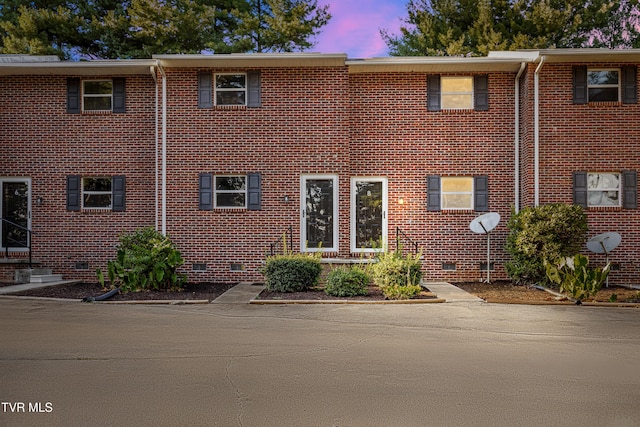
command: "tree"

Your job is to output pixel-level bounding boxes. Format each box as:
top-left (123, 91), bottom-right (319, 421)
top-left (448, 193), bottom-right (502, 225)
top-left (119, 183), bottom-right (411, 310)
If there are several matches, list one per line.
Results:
top-left (0, 0), bottom-right (331, 59)
top-left (382, 0), bottom-right (640, 56)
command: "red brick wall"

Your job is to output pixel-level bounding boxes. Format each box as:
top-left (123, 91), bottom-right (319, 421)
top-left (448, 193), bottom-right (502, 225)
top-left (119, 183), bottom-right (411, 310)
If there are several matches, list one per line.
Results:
top-left (163, 66), bottom-right (351, 282)
top-left (0, 74), bottom-right (157, 282)
top-left (349, 72), bottom-right (516, 282)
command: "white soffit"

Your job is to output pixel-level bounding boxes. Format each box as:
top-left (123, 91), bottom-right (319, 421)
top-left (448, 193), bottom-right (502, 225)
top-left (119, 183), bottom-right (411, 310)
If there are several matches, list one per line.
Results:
top-left (154, 53), bottom-right (347, 68)
top-left (0, 59), bottom-right (157, 76)
top-left (346, 56), bottom-right (532, 73)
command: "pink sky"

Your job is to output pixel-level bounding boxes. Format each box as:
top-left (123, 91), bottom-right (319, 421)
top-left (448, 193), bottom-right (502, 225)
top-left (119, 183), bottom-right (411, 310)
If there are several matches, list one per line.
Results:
top-left (313, 0), bottom-right (408, 58)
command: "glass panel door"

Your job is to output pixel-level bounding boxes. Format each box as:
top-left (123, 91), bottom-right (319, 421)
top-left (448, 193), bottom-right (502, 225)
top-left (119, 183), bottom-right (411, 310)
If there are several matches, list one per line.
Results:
top-left (1, 179), bottom-right (30, 249)
top-left (351, 178), bottom-right (387, 252)
top-left (301, 176), bottom-right (338, 252)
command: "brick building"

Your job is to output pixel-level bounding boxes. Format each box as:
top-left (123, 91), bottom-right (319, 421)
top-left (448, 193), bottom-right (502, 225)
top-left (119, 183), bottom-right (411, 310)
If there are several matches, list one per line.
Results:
top-left (1, 49), bottom-right (638, 285)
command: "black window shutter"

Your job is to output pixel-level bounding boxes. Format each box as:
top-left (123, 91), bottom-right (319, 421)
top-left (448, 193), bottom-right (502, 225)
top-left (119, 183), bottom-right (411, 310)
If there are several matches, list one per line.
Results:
top-left (622, 170), bottom-right (637, 209)
top-left (474, 176), bottom-right (489, 211)
top-left (247, 173), bottom-right (262, 210)
top-left (112, 176), bottom-right (126, 211)
top-left (67, 78), bottom-right (80, 114)
top-left (474, 75), bottom-right (489, 111)
top-left (573, 171), bottom-right (588, 208)
top-left (112, 78), bottom-right (126, 113)
top-left (247, 71), bottom-right (261, 108)
top-left (622, 66), bottom-right (637, 104)
top-left (67, 175), bottom-right (81, 211)
top-left (427, 75), bottom-right (441, 111)
top-left (198, 72), bottom-right (213, 108)
top-left (199, 173), bottom-right (213, 210)
top-left (573, 66), bottom-right (588, 104)
top-left (427, 175), bottom-right (441, 211)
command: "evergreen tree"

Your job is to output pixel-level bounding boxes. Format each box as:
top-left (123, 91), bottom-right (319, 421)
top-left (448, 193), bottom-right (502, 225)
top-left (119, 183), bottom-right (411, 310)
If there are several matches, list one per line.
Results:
top-left (0, 0), bottom-right (330, 59)
top-left (382, 0), bottom-right (640, 56)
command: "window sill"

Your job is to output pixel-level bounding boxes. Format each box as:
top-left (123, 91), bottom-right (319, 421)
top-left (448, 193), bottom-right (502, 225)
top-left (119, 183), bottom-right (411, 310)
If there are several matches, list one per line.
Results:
top-left (587, 206), bottom-right (623, 212)
top-left (81, 208), bottom-right (113, 214)
top-left (215, 105), bottom-right (247, 111)
top-left (439, 108), bottom-right (475, 114)
top-left (439, 209), bottom-right (475, 214)
top-left (587, 101), bottom-right (622, 107)
top-left (81, 110), bottom-right (113, 115)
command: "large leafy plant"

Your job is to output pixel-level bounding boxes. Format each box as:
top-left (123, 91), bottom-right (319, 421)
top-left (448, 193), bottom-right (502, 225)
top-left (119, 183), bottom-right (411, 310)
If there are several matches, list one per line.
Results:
top-left (544, 254), bottom-right (610, 302)
top-left (97, 227), bottom-right (184, 292)
top-left (505, 204), bottom-right (587, 285)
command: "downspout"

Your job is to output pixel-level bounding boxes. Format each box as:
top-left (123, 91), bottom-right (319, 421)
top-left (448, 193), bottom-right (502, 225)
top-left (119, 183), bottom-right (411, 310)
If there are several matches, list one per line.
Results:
top-left (151, 65), bottom-right (158, 231)
top-left (534, 56), bottom-right (545, 207)
top-left (514, 62), bottom-right (526, 213)
top-left (157, 61), bottom-right (168, 235)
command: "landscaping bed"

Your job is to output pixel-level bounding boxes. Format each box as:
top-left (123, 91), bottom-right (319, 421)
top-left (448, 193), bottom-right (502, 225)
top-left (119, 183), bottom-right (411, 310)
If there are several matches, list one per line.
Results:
top-left (256, 284), bottom-right (438, 301)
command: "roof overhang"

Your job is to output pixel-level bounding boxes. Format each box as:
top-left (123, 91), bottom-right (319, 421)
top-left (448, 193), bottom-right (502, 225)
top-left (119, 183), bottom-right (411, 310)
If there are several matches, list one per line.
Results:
top-left (490, 48), bottom-right (640, 64)
top-left (153, 53), bottom-right (347, 68)
top-left (346, 56), bottom-right (535, 74)
top-left (0, 59), bottom-right (158, 76)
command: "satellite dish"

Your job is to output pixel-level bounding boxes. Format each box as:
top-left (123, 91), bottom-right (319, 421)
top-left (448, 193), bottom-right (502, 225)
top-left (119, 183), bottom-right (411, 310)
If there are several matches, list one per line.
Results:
top-left (587, 232), bottom-right (621, 288)
top-left (586, 232), bottom-right (621, 254)
top-left (469, 213), bottom-right (501, 283)
top-left (470, 212), bottom-right (501, 234)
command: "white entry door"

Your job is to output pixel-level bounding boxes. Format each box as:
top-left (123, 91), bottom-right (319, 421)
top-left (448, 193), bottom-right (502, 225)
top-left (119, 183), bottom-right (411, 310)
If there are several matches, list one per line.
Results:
top-left (351, 178), bottom-right (387, 252)
top-left (301, 175), bottom-right (338, 252)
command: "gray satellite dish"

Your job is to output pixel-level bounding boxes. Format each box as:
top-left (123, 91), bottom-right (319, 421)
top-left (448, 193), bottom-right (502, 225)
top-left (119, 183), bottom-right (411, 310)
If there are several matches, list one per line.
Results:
top-left (587, 232), bottom-right (621, 287)
top-left (470, 213), bottom-right (501, 283)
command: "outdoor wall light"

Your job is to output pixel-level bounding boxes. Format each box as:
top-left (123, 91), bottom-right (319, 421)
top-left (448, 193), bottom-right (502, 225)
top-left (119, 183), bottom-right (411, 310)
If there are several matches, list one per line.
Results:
top-left (35, 196), bottom-right (44, 206)
top-left (398, 197), bottom-right (405, 205)
top-left (283, 195), bottom-right (290, 203)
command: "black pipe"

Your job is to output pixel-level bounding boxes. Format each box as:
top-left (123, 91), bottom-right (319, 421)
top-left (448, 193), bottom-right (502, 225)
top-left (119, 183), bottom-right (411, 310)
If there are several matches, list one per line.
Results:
top-left (82, 287), bottom-right (120, 303)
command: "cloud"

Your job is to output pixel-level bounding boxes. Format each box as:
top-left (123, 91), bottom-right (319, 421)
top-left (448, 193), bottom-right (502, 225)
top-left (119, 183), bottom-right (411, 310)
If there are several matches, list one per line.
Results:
top-left (313, 0), bottom-right (406, 58)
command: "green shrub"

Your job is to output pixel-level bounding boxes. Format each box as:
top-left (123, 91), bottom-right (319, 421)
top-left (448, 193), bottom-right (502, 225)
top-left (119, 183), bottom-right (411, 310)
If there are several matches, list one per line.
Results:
top-left (505, 204), bottom-right (587, 285)
top-left (372, 250), bottom-right (423, 300)
top-left (97, 227), bottom-right (185, 293)
top-left (544, 254), bottom-right (610, 301)
top-left (262, 253), bottom-right (322, 292)
top-left (324, 266), bottom-right (370, 297)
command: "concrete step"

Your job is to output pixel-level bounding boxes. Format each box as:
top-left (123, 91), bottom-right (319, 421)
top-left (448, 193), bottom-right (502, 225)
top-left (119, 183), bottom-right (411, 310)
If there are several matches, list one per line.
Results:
top-left (30, 274), bottom-right (63, 284)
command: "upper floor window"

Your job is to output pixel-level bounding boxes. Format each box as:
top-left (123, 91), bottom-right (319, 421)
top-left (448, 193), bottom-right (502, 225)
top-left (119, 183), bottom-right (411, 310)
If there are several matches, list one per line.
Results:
top-left (587, 70), bottom-right (619, 102)
top-left (428, 74), bottom-right (488, 111)
top-left (573, 66), bottom-right (637, 104)
top-left (83, 80), bottom-right (113, 111)
top-left (66, 175), bottom-right (126, 211)
top-left (215, 73), bottom-right (247, 106)
top-left (574, 170), bottom-right (637, 209)
top-left (441, 77), bottom-right (473, 110)
top-left (587, 172), bottom-right (620, 207)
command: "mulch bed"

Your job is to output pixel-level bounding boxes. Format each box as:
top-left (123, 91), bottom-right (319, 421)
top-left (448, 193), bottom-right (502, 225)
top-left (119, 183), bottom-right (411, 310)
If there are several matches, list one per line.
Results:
top-left (7, 282), bottom-right (237, 302)
top-left (256, 285), bottom-right (438, 301)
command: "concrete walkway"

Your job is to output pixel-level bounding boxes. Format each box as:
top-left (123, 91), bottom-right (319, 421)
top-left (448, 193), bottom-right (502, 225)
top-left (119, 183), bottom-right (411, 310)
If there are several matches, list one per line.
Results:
top-left (424, 281), bottom-right (484, 303)
top-left (0, 280), bottom-right (81, 295)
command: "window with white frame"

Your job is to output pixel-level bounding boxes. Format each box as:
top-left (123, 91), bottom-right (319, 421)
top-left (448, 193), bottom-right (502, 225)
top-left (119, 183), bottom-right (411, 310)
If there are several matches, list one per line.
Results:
top-left (215, 73), bottom-right (247, 106)
top-left (441, 176), bottom-right (473, 210)
top-left (83, 177), bottom-right (112, 208)
top-left (587, 69), bottom-right (620, 102)
top-left (441, 76), bottom-right (473, 109)
top-left (83, 80), bottom-right (113, 111)
top-left (587, 173), bottom-right (620, 207)
top-left (215, 176), bottom-right (247, 208)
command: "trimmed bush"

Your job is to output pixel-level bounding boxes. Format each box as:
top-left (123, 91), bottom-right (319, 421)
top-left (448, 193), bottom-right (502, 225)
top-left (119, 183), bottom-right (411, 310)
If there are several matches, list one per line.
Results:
top-left (97, 227), bottom-right (185, 293)
top-left (262, 253), bottom-right (322, 292)
top-left (324, 266), bottom-right (370, 297)
top-left (371, 250), bottom-right (423, 300)
top-left (505, 204), bottom-right (587, 285)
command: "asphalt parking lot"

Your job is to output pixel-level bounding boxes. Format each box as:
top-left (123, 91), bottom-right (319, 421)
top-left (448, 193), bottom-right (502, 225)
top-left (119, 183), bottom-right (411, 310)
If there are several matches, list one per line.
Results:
top-left (1, 296), bottom-right (639, 427)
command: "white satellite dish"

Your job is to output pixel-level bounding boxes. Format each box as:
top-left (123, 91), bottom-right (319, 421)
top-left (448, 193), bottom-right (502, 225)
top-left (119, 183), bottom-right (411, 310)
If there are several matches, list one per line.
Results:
top-left (587, 232), bottom-right (621, 287)
top-left (470, 212), bottom-right (501, 283)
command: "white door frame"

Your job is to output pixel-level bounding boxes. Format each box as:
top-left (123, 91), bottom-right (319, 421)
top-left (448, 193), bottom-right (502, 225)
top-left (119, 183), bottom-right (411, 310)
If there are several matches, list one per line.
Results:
top-left (350, 177), bottom-right (387, 253)
top-left (0, 177), bottom-right (32, 251)
top-left (300, 174), bottom-right (339, 252)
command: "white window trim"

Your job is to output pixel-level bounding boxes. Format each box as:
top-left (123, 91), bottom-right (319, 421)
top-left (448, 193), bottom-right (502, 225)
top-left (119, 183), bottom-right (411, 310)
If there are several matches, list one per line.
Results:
top-left (301, 174), bottom-right (339, 253)
top-left (350, 177), bottom-right (387, 253)
top-left (587, 172), bottom-right (621, 207)
top-left (441, 176), bottom-right (474, 210)
top-left (82, 80), bottom-right (113, 112)
top-left (441, 76), bottom-right (474, 110)
top-left (214, 175), bottom-right (247, 209)
top-left (587, 68), bottom-right (621, 102)
top-left (214, 73), bottom-right (247, 106)
top-left (82, 177), bottom-right (112, 210)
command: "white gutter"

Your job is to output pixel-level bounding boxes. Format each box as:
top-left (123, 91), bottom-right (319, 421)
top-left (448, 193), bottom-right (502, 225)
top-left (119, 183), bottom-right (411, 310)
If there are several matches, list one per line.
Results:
top-left (514, 62), bottom-right (526, 213)
top-left (534, 56), bottom-right (545, 207)
top-left (150, 66), bottom-right (158, 231)
top-left (157, 61), bottom-right (167, 235)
